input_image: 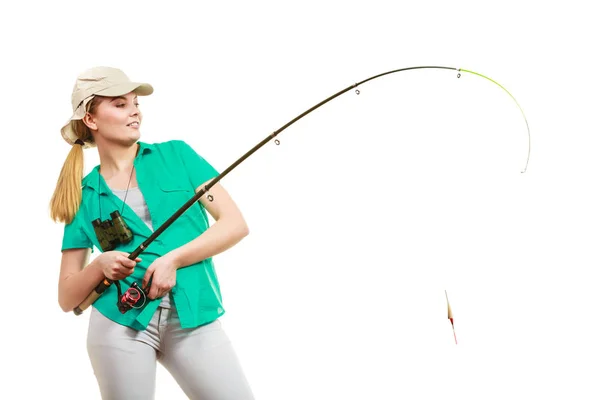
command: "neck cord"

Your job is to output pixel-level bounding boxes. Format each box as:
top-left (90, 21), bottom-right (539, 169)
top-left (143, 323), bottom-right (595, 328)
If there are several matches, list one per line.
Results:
top-left (98, 163), bottom-right (135, 218)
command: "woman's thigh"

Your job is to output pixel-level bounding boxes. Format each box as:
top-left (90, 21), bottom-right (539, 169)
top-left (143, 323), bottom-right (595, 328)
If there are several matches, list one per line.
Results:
top-left (87, 307), bottom-right (159, 400)
top-left (159, 311), bottom-right (255, 400)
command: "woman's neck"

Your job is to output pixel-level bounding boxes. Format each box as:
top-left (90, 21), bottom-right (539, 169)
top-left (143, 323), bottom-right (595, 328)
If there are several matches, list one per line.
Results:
top-left (98, 142), bottom-right (140, 179)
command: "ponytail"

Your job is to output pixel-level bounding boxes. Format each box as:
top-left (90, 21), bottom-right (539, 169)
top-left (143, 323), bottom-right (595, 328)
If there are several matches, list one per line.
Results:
top-left (49, 141), bottom-right (85, 224)
top-left (49, 97), bottom-right (100, 224)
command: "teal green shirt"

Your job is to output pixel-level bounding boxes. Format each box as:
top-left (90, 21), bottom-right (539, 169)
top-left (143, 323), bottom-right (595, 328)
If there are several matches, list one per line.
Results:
top-left (61, 140), bottom-right (224, 330)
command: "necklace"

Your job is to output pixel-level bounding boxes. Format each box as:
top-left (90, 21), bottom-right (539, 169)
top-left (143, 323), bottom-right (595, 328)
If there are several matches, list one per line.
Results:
top-left (99, 163), bottom-right (135, 218)
top-left (120, 164), bottom-right (135, 211)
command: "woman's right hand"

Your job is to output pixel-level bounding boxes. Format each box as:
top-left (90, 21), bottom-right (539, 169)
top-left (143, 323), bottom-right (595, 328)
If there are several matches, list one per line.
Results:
top-left (95, 251), bottom-right (142, 280)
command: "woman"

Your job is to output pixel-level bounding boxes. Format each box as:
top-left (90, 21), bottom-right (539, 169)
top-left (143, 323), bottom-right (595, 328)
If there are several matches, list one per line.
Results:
top-left (50, 66), bottom-right (255, 399)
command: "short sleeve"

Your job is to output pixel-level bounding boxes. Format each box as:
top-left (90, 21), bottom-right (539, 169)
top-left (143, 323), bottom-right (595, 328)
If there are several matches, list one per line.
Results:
top-left (61, 209), bottom-right (94, 252)
top-left (176, 140), bottom-right (220, 189)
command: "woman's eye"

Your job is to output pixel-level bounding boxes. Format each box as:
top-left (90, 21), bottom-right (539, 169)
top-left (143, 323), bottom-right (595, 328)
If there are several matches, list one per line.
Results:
top-left (116, 103), bottom-right (139, 108)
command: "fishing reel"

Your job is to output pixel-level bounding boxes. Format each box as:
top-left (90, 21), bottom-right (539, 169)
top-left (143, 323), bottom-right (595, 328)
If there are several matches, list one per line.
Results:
top-left (92, 210), bottom-right (133, 251)
top-left (116, 281), bottom-right (148, 314)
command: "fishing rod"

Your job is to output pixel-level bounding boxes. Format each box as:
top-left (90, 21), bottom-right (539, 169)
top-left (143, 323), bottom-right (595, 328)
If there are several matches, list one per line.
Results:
top-left (73, 65), bottom-right (531, 315)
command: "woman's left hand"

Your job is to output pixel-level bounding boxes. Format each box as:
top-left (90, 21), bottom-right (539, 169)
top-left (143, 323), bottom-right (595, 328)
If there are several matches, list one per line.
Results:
top-left (142, 254), bottom-right (178, 300)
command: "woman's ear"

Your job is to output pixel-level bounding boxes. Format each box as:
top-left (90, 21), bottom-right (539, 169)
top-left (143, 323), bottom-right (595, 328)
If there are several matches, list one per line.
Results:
top-left (82, 112), bottom-right (97, 131)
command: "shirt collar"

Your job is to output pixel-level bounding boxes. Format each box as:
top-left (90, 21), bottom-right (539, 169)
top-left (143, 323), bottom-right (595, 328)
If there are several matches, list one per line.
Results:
top-left (83, 141), bottom-right (155, 194)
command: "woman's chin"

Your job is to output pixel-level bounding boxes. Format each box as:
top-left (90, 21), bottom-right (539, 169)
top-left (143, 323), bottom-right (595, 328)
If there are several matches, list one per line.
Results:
top-left (111, 133), bottom-right (141, 147)
top-left (125, 130), bottom-right (141, 143)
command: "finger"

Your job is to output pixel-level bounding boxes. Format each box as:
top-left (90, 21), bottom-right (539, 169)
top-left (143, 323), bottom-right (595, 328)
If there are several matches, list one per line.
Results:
top-left (142, 268), bottom-right (154, 289)
top-left (156, 286), bottom-right (169, 298)
top-left (119, 253), bottom-right (140, 265)
top-left (119, 256), bottom-right (136, 268)
top-left (148, 283), bottom-right (159, 300)
top-left (110, 271), bottom-right (125, 280)
top-left (124, 266), bottom-right (135, 276)
top-left (116, 266), bottom-right (133, 277)
top-left (111, 266), bottom-right (123, 279)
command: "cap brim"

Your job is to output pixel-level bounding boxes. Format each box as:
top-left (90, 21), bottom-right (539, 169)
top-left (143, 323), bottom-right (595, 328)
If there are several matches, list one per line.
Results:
top-left (94, 82), bottom-right (154, 97)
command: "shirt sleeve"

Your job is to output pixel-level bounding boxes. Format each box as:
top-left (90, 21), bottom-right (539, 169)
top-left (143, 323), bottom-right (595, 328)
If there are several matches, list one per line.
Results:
top-left (176, 140), bottom-right (220, 190)
top-left (61, 207), bottom-right (94, 252)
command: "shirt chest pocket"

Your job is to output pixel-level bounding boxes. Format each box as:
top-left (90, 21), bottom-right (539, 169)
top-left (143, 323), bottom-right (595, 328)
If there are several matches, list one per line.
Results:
top-left (157, 180), bottom-right (206, 226)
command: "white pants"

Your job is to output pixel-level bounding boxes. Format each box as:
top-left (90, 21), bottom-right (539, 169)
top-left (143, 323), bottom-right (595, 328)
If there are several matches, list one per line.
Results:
top-left (87, 306), bottom-right (255, 400)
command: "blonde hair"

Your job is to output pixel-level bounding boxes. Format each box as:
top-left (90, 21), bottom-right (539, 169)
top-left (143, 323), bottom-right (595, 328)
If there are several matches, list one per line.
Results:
top-left (49, 97), bottom-right (101, 224)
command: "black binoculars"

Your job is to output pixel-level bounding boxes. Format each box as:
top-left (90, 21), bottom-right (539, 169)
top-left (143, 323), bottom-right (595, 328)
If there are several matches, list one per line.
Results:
top-left (92, 210), bottom-right (134, 252)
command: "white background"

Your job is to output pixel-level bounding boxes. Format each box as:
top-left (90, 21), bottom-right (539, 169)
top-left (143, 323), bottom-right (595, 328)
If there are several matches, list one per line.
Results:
top-left (1, 0), bottom-right (599, 399)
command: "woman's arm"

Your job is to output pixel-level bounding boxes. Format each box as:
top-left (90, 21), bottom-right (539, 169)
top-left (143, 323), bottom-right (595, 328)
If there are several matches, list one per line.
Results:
top-left (167, 179), bottom-right (249, 269)
top-left (58, 248), bottom-right (105, 312)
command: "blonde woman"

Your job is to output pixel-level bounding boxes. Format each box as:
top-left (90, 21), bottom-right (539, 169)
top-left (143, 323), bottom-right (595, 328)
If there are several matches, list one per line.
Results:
top-left (50, 66), bottom-right (255, 400)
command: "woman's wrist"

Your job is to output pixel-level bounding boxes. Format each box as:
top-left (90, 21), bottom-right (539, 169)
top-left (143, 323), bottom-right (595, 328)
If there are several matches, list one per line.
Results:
top-left (165, 250), bottom-right (184, 270)
top-left (88, 255), bottom-right (105, 278)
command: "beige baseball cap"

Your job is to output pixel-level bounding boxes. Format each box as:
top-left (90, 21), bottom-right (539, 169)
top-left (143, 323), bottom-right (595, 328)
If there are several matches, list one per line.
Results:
top-left (60, 66), bottom-right (154, 147)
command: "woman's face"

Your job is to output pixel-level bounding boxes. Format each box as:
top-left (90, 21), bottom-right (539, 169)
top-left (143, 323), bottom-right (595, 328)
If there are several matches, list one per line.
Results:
top-left (85, 91), bottom-right (142, 146)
